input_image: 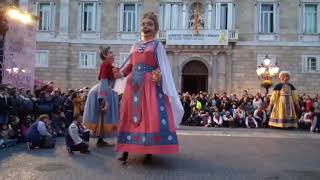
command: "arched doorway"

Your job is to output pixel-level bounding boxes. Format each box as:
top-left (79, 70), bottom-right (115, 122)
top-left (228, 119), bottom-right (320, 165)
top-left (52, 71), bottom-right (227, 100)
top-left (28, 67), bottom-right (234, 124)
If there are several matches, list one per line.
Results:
top-left (181, 60), bottom-right (208, 94)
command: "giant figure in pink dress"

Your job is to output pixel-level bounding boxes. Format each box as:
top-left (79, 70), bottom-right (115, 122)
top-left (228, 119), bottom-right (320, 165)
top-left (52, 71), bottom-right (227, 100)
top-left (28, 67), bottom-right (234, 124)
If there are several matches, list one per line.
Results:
top-left (114, 12), bottom-right (184, 163)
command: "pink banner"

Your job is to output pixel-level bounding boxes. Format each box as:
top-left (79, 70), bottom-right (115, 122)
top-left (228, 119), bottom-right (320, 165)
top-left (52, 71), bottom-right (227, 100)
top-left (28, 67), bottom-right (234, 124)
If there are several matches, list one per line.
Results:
top-left (2, 21), bottom-right (36, 91)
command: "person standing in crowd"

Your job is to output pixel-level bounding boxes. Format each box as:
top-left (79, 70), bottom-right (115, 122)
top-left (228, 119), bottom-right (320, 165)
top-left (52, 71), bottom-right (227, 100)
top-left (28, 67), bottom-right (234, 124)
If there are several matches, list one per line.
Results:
top-left (268, 71), bottom-right (300, 128)
top-left (66, 113), bottom-right (90, 154)
top-left (114, 11), bottom-right (184, 163)
top-left (71, 92), bottom-right (83, 117)
top-left (0, 84), bottom-right (9, 127)
top-left (26, 114), bottom-right (55, 149)
top-left (253, 94), bottom-right (263, 110)
top-left (83, 46), bottom-right (119, 147)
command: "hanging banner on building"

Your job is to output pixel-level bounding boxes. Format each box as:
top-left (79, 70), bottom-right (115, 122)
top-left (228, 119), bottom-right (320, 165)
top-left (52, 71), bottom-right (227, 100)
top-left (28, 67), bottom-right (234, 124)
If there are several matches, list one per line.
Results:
top-left (3, 21), bottom-right (36, 91)
top-left (166, 30), bottom-right (229, 45)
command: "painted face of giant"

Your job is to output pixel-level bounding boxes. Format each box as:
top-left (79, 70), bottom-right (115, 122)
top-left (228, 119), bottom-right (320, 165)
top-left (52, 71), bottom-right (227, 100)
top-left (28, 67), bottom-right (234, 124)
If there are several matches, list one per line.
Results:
top-left (140, 18), bottom-right (155, 38)
top-left (280, 73), bottom-right (290, 83)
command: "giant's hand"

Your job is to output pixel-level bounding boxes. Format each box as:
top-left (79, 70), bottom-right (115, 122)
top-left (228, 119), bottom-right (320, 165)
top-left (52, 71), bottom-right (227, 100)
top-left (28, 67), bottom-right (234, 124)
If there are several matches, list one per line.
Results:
top-left (113, 67), bottom-right (122, 79)
top-left (151, 69), bottom-right (161, 83)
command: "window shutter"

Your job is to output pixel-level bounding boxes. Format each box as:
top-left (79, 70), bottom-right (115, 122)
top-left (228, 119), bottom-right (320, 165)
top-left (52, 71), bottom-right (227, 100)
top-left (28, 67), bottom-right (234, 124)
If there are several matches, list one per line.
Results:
top-left (91, 3), bottom-right (97, 31)
top-left (119, 3), bottom-right (124, 32)
top-left (50, 2), bottom-right (55, 32)
top-left (134, 3), bottom-right (138, 32)
top-left (302, 4), bottom-right (306, 33)
top-left (317, 4), bottom-right (320, 33)
top-left (215, 3), bottom-right (221, 30)
top-left (207, 4), bottom-right (212, 29)
top-left (33, 2), bottom-right (39, 16)
top-left (273, 3), bottom-right (278, 33)
top-left (78, 2), bottom-right (83, 33)
top-left (96, 2), bottom-right (101, 33)
top-left (302, 56), bottom-right (307, 72)
top-left (227, 3), bottom-right (233, 30)
top-left (164, 4), bottom-right (171, 30)
top-left (258, 3), bottom-right (261, 33)
top-left (212, 3), bottom-right (216, 29)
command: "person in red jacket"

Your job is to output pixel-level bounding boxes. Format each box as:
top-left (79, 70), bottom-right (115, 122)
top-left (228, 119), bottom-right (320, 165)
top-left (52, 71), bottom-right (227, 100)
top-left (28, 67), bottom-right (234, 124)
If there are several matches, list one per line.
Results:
top-left (83, 46), bottom-right (119, 147)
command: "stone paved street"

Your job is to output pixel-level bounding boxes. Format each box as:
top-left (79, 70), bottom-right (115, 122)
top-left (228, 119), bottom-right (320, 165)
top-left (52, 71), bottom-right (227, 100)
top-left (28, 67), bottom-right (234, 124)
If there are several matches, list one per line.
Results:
top-left (1, 128), bottom-right (320, 180)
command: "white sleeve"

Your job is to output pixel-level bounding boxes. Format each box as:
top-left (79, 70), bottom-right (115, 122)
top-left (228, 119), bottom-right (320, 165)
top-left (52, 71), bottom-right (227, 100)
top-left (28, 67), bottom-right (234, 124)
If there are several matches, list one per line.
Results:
top-left (223, 115), bottom-right (227, 121)
top-left (233, 112), bottom-right (237, 118)
top-left (37, 121), bottom-right (51, 136)
top-left (253, 110), bottom-right (258, 118)
top-left (68, 124), bottom-right (83, 145)
top-left (253, 117), bottom-right (258, 128)
top-left (208, 116), bottom-right (212, 124)
top-left (156, 42), bottom-right (184, 128)
top-left (241, 111), bottom-right (246, 119)
top-left (245, 117), bottom-right (249, 128)
top-left (213, 116), bottom-right (218, 124)
top-left (219, 116), bottom-right (223, 125)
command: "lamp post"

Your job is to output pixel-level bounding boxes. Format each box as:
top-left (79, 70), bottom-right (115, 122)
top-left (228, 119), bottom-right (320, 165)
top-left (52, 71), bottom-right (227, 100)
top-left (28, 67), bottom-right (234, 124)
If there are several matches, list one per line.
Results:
top-left (256, 55), bottom-right (280, 95)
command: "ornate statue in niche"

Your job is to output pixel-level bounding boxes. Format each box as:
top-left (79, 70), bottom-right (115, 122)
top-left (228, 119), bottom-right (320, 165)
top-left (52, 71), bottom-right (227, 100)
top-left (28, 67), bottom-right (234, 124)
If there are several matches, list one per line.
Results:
top-left (188, 2), bottom-right (205, 30)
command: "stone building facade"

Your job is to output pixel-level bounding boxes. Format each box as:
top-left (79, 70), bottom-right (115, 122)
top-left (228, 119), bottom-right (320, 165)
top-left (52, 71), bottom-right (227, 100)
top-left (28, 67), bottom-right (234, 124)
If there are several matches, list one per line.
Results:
top-left (18, 0), bottom-right (320, 95)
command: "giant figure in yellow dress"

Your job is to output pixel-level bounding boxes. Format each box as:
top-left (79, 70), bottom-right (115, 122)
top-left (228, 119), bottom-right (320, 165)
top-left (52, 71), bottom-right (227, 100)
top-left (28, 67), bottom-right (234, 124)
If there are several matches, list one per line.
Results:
top-left (268, 71), bottom-right (300, 128)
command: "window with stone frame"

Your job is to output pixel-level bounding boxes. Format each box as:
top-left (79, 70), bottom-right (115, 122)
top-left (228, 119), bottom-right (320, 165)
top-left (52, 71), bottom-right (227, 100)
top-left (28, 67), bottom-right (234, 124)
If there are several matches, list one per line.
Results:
top-left (119, 3), bottom-right (138, 32)
top-left (303, 56), bottom-right (320, 73)
top-left (79, 52), bottom-right (96, 69)
top-left (36, 2), bottom-right (54, 31)
top-left (302, 4), bottom-right (319, 34)
top-left (259, 3), bottom-right (276, 33)
top-left (215, 2), bottom-right (235, 30)
top-left (35, 51), bottom-right (49, 68)
top-left (159, 3), bottom-right (181, 30)
top-left (80, 2), bottom-right (98, 32)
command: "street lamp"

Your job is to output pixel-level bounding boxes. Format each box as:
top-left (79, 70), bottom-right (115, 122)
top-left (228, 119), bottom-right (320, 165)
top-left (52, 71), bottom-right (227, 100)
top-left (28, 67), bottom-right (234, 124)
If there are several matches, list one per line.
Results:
top-left (256, 55), bottom-right (280, 95)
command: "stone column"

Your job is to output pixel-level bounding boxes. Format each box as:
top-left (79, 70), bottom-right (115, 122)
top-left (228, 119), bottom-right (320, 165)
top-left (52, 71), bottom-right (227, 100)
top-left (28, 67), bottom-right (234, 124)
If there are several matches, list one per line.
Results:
top-left (211, 52), bottom-right (218, 93)
top-left (226, 53), bottom-right (233, 94)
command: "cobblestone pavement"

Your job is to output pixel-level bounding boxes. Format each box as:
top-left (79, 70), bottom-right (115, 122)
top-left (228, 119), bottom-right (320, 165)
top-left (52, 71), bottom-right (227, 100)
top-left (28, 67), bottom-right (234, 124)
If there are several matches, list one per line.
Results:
top-left (1, 128), bottom-right (320, 180)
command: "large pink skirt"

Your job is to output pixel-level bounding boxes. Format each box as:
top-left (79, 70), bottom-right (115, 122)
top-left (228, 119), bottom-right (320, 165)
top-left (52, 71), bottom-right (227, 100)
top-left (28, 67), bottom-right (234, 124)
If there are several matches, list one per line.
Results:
top-left (115, 72), bottom-right (179, 154)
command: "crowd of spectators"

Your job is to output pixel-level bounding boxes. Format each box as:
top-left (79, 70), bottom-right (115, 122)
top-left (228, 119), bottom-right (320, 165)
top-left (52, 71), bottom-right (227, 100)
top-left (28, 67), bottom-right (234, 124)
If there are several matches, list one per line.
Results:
top-left (0, 82), bottom-right (89, 149)
top-left (1, 81), bottom-right (319, 149)
top-left (179, 91), bottom-right (320, 131)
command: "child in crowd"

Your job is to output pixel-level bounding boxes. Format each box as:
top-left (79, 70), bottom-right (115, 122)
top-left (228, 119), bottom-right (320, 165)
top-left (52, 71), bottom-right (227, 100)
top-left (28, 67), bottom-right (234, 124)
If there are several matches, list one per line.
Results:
top-left (245, 112), bottom-right (258, 128)
top-left (66, 114), bottom-right (90, 154)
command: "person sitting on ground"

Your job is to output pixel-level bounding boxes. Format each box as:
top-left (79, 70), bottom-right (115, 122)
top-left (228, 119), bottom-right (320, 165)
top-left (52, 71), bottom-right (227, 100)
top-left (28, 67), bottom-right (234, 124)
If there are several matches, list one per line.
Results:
top-left (254, 106), bottom-right (267, 127)
top-left (0, 124), bottom-right (17, 148)
top-left (310, 111), bottom-right (319, 133)
top-left (245, 112), bottom-right (258, 128)
top-left (26, 114), bottom-right (55, 149)
top-left (233, 106), bottom-right (245, 127)
top-left (223, 111), bottom-right (234, 128)
top-left (299, 107), bottom-right (314, 130)
top-left (66, 113), bottom-right (90, 154)
top-left (212, 111), bottom-right (223, 127)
